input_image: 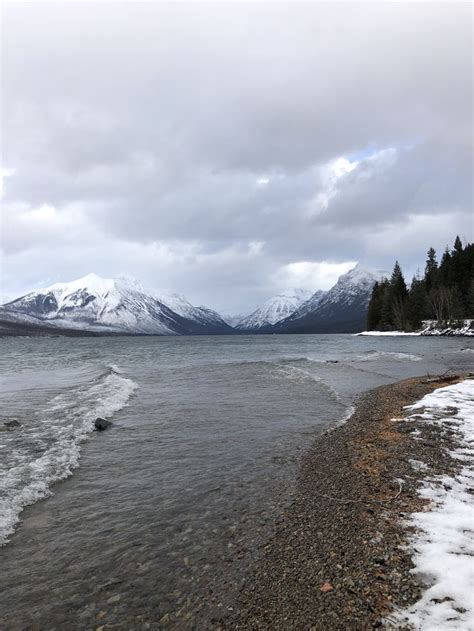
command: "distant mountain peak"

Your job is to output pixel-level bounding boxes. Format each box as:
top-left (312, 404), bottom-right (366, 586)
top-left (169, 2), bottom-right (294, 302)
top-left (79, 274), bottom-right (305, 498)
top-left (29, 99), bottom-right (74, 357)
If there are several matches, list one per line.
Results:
top-left (3, 273), bottom-right (232, 336)
top-left (338, 264), bottom-right (387, 284)
top-left (236, 287), bottom-right (312, 330)
top-left (271, 264), bottom-right (386, 334)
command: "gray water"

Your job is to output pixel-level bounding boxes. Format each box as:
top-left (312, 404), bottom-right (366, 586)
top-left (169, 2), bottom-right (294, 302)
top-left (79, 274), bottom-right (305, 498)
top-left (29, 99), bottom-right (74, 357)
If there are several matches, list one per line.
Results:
top-left (0, 334), bottom-right (472, 629)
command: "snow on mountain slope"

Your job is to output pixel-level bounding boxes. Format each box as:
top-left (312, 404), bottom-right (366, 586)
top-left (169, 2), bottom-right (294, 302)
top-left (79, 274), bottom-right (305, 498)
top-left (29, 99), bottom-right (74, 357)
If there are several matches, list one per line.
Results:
top-left (273, 264), bottom-right (388, 334)
top-left (290, 289), bottom-right (326, 318)
top-left (319, 264), bottom-right (387, 307)
top-left (155, 291), bottom-right (230, 329)
top-left (236, 288), bottom-right (313, 330)
top-left (3, 274), bottom-right (232, 335)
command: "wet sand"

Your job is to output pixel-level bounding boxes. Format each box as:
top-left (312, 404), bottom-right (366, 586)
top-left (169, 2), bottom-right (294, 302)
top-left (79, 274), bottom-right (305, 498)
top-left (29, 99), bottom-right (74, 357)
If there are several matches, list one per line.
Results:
top-left (219, 374), bottom-right (468, 630)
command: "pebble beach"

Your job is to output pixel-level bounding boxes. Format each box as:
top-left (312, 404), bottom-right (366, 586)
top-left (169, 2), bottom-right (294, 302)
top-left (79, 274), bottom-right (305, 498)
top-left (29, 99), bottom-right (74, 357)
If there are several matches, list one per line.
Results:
top-left (219, 374), bottom-right (473, 630)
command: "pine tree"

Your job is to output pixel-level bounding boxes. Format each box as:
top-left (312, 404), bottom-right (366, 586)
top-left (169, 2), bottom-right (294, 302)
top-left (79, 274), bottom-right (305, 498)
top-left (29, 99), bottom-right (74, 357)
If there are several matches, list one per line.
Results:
top-left (390, 261), bottom-right (408, 299)
top-left (425, 247), bottom-right (438, 293)
top-left (367, 281), bottom-right (382, 330)
top-left (406, 275), bottom-right (428, 330)
top-left (438, 247), bottom-right (452, 287)
top-left (365, 238), bottom-right (472, 331)
top-left (468, 279), bottom-right (474, 318)
top-left (379, 281), bottom-right (393, 330)
top-left (453, 235), bottom-right (463, 255)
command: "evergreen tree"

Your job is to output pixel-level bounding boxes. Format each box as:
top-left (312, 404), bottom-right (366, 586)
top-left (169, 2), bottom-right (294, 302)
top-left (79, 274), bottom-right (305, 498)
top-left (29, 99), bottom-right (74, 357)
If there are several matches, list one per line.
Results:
top-left (468, 279), bottom-right (474, 317)
top-left (367, 281), bottom-right (382, 330)
top-left (406, 275), bottom-right (428, 330)
top-left (424, 247), bottom-right (438, 293)
top-left (379, 280), bottom-right (393, 330)
top-left (389, 261), bottom-right (408, 330)
top-left (390, 261), bottom-right (408, 300)
top-left (438, 247), bottom-right (452, 287)
top-left (453, 235), bottom-right (463, 255)
top-left (365, 237), bottom-right (472, 331)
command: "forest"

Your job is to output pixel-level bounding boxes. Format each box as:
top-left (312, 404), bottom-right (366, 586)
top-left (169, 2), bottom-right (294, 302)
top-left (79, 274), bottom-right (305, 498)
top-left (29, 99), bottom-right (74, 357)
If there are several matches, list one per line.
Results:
top-left (367, 236), bottom-right (474, 332)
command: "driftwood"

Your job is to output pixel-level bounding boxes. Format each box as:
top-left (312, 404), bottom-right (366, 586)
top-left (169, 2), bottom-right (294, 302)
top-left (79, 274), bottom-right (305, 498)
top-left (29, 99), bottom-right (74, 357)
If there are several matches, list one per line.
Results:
top-left (423, 369), bottom-right (460, 384)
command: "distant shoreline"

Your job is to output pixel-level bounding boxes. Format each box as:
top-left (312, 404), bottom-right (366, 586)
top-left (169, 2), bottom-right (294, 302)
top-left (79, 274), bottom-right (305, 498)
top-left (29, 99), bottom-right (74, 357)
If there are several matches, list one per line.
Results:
top-left (358, 319), bottom-right (474, 337)
top-left (222, 373), bottom-right (472, 629)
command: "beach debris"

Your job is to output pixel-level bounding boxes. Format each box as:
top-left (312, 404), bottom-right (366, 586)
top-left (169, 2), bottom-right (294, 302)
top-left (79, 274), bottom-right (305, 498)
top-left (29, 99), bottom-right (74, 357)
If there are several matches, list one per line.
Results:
top-left (94, 417), bottom-right (112, 431)
top-left (319, 582), bottom-right (333, 593)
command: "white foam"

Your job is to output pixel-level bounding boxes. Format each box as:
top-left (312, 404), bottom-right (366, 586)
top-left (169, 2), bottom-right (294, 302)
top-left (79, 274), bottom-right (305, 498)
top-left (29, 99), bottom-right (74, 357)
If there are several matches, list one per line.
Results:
top-left (395, 379), bottom-right (474, 630)
top-left (357, 351), bottom-right (422, 362)
top-left (0, 368), bottom-right (138, 546)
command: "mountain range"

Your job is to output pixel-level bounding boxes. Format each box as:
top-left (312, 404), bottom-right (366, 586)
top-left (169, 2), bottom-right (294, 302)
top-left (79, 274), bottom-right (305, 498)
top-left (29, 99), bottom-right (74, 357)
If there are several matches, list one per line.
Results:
top-left (0, 266), bottom-right (386, 336)
top-left (0, 274), bottom-right (232, 336)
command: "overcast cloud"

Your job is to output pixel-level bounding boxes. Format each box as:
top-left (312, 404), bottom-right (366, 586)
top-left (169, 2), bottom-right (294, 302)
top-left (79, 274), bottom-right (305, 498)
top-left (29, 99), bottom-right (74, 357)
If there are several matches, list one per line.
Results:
top-left (1, 2), bottom-right (472, 313)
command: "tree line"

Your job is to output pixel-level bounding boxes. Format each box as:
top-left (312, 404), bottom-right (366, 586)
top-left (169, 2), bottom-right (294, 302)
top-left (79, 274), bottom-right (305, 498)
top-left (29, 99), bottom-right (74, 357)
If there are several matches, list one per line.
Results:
top-left (367, 236), bottom-right (474, 331)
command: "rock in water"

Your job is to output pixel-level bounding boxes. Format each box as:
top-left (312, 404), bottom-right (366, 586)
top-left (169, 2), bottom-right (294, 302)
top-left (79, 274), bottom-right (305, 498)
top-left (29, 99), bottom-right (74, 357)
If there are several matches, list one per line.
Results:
top-left (4, 420), bottom-right (21, 430)
top-left (94, 417), bottom-right (112, 431)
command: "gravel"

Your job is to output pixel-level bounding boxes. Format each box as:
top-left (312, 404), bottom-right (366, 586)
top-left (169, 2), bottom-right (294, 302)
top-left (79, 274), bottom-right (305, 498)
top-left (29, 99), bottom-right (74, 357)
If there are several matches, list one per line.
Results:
top-left (217, 374), bottom-right (468, 630)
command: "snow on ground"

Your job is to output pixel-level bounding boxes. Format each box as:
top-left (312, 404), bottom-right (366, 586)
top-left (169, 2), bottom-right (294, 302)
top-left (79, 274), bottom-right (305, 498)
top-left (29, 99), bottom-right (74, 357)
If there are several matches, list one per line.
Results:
top-left (357, 330), bottom-right (421, 336)
top-left (395, 379), bottom-right (474, 630)
top-left (358, 320), bottom-right (474, 337)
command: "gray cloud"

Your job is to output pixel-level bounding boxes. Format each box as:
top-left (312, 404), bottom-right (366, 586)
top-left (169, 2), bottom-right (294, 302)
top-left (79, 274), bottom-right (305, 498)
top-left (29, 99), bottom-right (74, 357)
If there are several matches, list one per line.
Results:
top-left (1, 2), bottom-right (472, 311)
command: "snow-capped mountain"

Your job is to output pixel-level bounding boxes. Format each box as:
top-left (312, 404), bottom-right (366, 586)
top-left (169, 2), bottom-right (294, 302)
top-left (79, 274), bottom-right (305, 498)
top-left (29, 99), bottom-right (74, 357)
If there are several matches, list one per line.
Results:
top-left (2, 273), bottom-right (233, 336)
top-left (236, 288), bottom-right (313, 331)
top-left (155, 291), bottom-right (229, 330)
top-left (272, 265), bottom-right (388, 334)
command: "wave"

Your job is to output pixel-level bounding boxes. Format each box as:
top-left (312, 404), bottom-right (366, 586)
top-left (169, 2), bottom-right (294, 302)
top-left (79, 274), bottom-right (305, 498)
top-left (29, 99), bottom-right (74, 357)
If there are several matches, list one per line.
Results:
top-left (274, 363), bottom-right (346, 405)
top-left (0, 366), bottom-right (137, 546)
top-left (356, 350), bottom-right (422, 362)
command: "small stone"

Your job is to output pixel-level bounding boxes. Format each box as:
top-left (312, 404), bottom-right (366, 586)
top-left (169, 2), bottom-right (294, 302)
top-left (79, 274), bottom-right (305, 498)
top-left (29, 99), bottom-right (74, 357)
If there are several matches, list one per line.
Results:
top-left (95, 417), bottom-right (112, 431)
top-left (372, 556), bottom-right (385, 565)
top-left (106, 594), bottom-right (121, 604)
top-left (320, 582), bottom-right (333, 593)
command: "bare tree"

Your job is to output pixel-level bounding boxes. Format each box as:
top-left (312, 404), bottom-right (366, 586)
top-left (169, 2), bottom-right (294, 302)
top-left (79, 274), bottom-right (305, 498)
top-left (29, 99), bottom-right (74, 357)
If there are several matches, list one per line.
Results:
top-left (429, 289), bottom-right (446, 325)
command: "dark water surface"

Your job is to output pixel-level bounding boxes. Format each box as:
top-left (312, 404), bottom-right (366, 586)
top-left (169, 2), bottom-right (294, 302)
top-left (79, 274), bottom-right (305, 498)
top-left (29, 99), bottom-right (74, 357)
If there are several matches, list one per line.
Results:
top-left (0, 334), bottom-right (472, 629)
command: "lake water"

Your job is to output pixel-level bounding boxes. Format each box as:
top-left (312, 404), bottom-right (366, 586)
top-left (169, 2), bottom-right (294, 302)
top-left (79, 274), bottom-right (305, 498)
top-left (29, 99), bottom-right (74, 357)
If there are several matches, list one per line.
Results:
top-left (0, 334), bottom-right (472, 629)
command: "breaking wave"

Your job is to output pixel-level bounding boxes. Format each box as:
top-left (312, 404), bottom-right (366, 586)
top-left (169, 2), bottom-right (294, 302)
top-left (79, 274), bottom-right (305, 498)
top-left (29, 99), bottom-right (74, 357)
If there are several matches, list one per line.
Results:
top-left (0, 365), bottom-right (138, 546)
top-left (356, 350), bottom-right (422, 362)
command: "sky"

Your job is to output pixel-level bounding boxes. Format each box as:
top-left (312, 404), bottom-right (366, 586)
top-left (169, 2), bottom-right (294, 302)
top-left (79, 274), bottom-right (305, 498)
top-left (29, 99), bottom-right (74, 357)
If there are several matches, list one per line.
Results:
top-left (1, 1), bottom-right (472, 314)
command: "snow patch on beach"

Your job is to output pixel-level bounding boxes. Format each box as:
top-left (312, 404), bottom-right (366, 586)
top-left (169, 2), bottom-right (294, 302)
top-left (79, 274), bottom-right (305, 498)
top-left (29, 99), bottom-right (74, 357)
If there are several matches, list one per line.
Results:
top-left (357, 330), bottom-right (421, 337)
top-left (358, 319), bottom-right (474, 337)
top-left (396, 379), bottom-right (474, 630)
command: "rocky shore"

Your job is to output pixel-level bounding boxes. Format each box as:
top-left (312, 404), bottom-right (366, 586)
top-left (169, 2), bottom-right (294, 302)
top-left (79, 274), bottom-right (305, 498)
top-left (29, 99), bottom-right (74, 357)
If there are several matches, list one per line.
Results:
top-left (218, 373), bottom-right (471, 630)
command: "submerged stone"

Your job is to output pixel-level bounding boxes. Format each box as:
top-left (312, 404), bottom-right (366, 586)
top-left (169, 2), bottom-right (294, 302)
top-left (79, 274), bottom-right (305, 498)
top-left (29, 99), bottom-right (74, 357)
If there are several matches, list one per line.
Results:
top-left (94, 417), bottom-right (112, 431)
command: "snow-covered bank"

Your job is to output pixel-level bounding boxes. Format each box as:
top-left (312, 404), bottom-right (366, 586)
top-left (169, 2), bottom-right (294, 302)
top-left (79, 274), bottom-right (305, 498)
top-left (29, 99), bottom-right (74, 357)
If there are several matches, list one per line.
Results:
top-left (358, 319), bottom-right (474, 337)
top-left (396, 379), bottom-right (474, 629)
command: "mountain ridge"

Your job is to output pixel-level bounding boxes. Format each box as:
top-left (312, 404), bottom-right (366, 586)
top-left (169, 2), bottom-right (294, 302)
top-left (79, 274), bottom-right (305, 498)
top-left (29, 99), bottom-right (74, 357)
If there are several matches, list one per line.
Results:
top-left (2, 273), bottom-right (233, 336)
top-left (270, 265), bottom-right (388, 334)
top-left (235, 288), bottom-right (313, 331)
top-left (1, 265), bottom-right (388, 336)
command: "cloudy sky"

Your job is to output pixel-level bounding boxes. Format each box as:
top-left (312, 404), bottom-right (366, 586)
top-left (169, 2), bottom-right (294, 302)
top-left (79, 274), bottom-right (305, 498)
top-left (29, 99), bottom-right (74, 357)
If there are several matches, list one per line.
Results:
top-left (1, 2), bottom-right (472, 313)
